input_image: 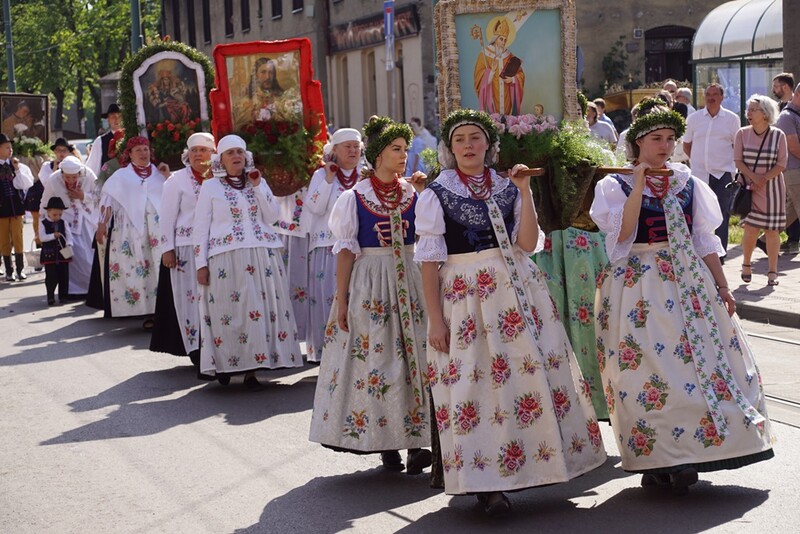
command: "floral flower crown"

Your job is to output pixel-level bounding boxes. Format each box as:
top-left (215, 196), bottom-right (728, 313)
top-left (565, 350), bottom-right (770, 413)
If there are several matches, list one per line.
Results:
top-left (626, 98), bottom-right (686, 145)
top-left (363, 116), bottom-right (413, 167)
top-left (438, 109), bottom-right (500, 169)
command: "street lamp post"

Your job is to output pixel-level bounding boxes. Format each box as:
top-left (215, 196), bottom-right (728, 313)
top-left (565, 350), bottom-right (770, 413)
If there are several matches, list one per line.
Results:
top-left (130, 0), bottom-right (143, 53)
top-left (2, 0), bottom-right (16, 91)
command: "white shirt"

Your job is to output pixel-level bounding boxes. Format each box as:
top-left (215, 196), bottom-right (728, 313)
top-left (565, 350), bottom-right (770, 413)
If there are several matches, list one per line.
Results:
top-left (84, 133), bottom-right (105, 177)
top-left (38, 161), bottom-right (57, 186)
top-left (590, 163), bottom-right (725, 262)
top-left (40, 168), bottom-right (99, 234)
top-left (683, 107), bottom-right (741, 181)
top-left (273, 187), bottom-right (310, 238)
top-left (304, 165), bottom-right (361, 251)
top-left (39, 215), bottom-right (74, 247)
top-left (0, 160), bottom-right (34, 191)
top-left (159, 167), bottom-right (202, 251)
top-left (589, 121), bottom-right (618, 144)
top-left (100, 165), bottom-right (165, 237)
top-left (193, 177), bottom-right (282, 269)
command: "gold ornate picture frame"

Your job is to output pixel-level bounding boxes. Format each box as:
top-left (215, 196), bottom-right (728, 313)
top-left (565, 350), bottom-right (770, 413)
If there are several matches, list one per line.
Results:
top-left (434, 0), bottom-right (579, 121)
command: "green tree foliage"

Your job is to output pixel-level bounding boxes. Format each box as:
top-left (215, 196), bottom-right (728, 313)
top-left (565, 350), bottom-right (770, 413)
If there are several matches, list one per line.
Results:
top-left (1, 0), bottom-right (160, 134)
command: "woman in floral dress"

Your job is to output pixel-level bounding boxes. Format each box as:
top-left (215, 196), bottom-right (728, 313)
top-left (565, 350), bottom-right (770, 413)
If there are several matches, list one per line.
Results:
top-left (150, 133), bottom-right (215, 367)
top-left (309, 116), bottom-right (431, 474)
top-left (417, 109), bottom-right (606, 516)
top-left (88, 136), bottom-right (165, 323)
top-left (40, 155), bottom-right (98, 297)
top-left (590, 98), bottom-right (774, 496)
top-left (194, 135), bottom-right (302, 387)
top-left (303, 128), bottom-right (363, 362)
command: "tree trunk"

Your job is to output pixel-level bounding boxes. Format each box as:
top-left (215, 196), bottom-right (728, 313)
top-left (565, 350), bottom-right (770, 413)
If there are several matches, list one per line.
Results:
top-left (53, 87), bottom-right (65, 132)
top-left (76, 71), bottom-right (85, 135)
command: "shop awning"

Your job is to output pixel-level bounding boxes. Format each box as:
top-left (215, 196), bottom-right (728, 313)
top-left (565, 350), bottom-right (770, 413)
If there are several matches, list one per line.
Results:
top-left (692, 0), bottom-right (782, 61)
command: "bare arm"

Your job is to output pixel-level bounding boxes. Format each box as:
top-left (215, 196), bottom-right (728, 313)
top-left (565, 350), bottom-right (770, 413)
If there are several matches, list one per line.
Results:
top-left (617, 163), bottom-right (646, 243)
top-left (683, 141), bottom-right (692, 159)
top-left (335, 249), bottom-right (356, 332)
top-left (508, 164), bottom-right (539, 252)
top-left (702, 252), bottom-right (735, 316)
top-left (421, 262), bottom-right (449, 353)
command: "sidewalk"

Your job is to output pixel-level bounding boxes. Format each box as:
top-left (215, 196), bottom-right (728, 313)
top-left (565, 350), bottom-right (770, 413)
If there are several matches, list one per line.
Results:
top-left (722, 244), bottom-right (800, 328)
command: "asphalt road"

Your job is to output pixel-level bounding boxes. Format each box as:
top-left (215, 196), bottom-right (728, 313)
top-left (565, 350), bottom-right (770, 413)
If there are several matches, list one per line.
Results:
top-left (1, 266), bottom-right (799, 534)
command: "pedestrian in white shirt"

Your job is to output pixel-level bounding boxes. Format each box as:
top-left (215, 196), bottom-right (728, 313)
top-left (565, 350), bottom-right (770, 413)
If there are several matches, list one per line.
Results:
top-left (683, 83), bottom-right (741, 260)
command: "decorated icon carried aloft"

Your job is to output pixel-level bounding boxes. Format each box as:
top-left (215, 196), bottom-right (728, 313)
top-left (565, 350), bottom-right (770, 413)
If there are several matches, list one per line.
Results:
top-left (209, 38), bottom-right (327, 196)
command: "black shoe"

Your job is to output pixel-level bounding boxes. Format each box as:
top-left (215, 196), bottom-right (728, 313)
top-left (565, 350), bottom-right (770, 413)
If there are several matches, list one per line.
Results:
top-left (483, 492), bottom-right (511, 517)
top-left (380, 451), bottom-right (405, 471)
top-left (406, 448), bottom-right (432, 475)
top-left (217, 374), bottom-right (231, 386)
top-left (641, 473), bottom-right (670, 487)
top-left (189, 350), bottom-right (201, 367)
top-left (669, 468), bottom-right (698, 496)
top-left (47, 297), bottom-right (56, 306)
top-left (243, 374), bottom-right (261, 389)
top-left (755, 238), bottom-right (767, 254)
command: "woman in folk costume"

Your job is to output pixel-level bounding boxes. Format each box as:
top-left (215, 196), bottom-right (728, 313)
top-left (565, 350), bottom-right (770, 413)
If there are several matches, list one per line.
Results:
top-left (194, 135), bottom-right (301, 387)
top-left (88, 136), bottom-right (165, 327)
top-left (309, 116), bottom-right (432, 474)
top-left (150, 133), bottom-right (215, 366)
top-left (416, 110), bottom-right (606, 516)
top-left (590, 99), bottom-right (774, 496)
top-left (273, 181), bottom-right (311, 343)
top-left (303, 128), bottom-right (363, 362)
top-left (40, 156), bottom-right (98, 297)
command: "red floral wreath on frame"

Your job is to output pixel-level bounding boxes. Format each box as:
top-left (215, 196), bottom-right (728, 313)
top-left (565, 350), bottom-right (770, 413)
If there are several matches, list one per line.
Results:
top-left (209, 39), bottom-right (327, 195)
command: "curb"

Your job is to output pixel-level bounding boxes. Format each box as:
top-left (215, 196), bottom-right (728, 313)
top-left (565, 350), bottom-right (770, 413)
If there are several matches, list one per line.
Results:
top-left (736, 301), bottom-right (800, 329)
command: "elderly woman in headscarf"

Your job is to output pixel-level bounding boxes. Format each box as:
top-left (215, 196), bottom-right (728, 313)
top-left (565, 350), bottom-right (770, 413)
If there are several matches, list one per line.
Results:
top-left (194, 135), bottom-right (302, 387)
top-left (87, 136), bottom-right (166, 328)
top-left (150, 133), bottom-right (215, 367)
top-left (40, 155), bottom-right (98, 298)
top-left (303, 127), bottom-right (363, 363)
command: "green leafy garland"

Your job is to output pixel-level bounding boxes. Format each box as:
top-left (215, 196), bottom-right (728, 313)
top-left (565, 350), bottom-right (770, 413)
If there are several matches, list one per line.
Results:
top-left (363, 116), bottom-right (413, 167)
top-left (439, 109), bottom-right (499, 148)
top-left (625, 98), bottom-right (686, 145)
top-left (118, 39), bottom-right (215, 147)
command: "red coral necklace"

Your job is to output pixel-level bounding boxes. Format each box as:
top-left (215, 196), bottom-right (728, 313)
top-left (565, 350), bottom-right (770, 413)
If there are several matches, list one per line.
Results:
top-left (132, 163), bottom-right (152, 183)
top-left (333, 165), bottom-right (358, 190)
top-left (370, 173), bottom-right (403, 210)
top-left (455, 166), bottom-right (492, 200)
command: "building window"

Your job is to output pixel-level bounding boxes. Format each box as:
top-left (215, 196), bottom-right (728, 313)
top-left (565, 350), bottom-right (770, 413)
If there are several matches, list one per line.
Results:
top-left (171, 0), bottom-right (181, 43)
top-left (363, 51), bottom-right (377, 119)
top-left (185, 0), bottom-right (197, 47)
top-left (645, 25), bottom-right (695, 84)
top-left (202, 0), bottom-right (212, 44)
top-left (272, 0), bottom-right (282, 19)
top-left (242, 0), bottom-right (251, 32)
top-left (292, 0), bottom-right (303, 13)
top-left (224, 0), bottom-right (234, 37)
top-left (337, 56), bottom-right (350, 127)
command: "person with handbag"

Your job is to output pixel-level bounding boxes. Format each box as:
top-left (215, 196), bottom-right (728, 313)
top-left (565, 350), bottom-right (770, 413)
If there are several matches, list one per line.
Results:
top-left (39, 196), bottom-right (73, 305)
top-left (736, 95), bottom-right (788, 286)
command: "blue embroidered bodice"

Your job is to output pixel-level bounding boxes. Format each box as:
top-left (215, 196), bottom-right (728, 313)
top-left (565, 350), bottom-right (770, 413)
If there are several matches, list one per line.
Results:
top-left (355, 191), bottom-right (417, 248)
top-left (429, 180), bottom-right (517, 254)
top-left (615, 176), bottom-right (694, 244)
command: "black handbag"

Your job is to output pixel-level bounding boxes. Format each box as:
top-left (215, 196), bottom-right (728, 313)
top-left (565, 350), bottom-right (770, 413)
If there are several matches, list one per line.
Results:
top-left (730, 178), bottom-right (752, 217)
top-left (728, 128), bottom-right (770, 218)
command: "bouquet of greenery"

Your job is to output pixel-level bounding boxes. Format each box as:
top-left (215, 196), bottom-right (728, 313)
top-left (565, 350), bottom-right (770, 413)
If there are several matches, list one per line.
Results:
top-left (239, 114), bottom-right (323, 196)
top-left (492, 113), bottom-right (559, 171)
top-left (147, 118), bottom-right (203, 167)
top-left (11, 135), bottom-right (51, 158)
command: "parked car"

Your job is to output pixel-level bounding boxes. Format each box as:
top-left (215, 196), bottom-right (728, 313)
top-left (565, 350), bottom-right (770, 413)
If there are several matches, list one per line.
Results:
top-left (70, 138), bottom-right (94, 163)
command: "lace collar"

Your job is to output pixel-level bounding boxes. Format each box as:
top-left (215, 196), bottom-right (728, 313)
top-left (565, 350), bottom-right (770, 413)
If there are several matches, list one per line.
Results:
top-left (613, 162), bottom-right (692, 198)
top-left (435, 168), bottom-right (512, 198)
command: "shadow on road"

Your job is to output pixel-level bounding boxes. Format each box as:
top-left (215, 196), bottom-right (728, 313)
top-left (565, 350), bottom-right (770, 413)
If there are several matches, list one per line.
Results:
top-left (399, 481), bottom-right (769, 534)
top-left (40, 368), bottom-right (316, 445)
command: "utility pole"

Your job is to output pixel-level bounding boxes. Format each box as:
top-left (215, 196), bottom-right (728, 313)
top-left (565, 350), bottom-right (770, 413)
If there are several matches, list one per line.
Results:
top-left (130, 0), bottom-right (143, 52)
top-left (2, 0), bottom-right (16, 91)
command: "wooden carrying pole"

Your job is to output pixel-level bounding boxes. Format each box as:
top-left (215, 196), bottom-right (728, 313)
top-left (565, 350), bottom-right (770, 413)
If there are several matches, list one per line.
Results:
top-left (516, 167), bottom-right (674, 177)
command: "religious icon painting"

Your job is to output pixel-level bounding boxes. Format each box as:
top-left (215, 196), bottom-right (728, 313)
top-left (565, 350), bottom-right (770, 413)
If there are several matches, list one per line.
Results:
top-left (210, 39), bottom-right (327, 196)
top-left (0, 93), bottom-right (49, 144)
top-left (434, 0), bottom-right (579, 121)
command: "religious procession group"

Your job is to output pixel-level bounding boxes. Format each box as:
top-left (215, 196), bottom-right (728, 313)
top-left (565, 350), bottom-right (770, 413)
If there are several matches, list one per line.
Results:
top-left (1, 100), bottom-right (774, 516)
